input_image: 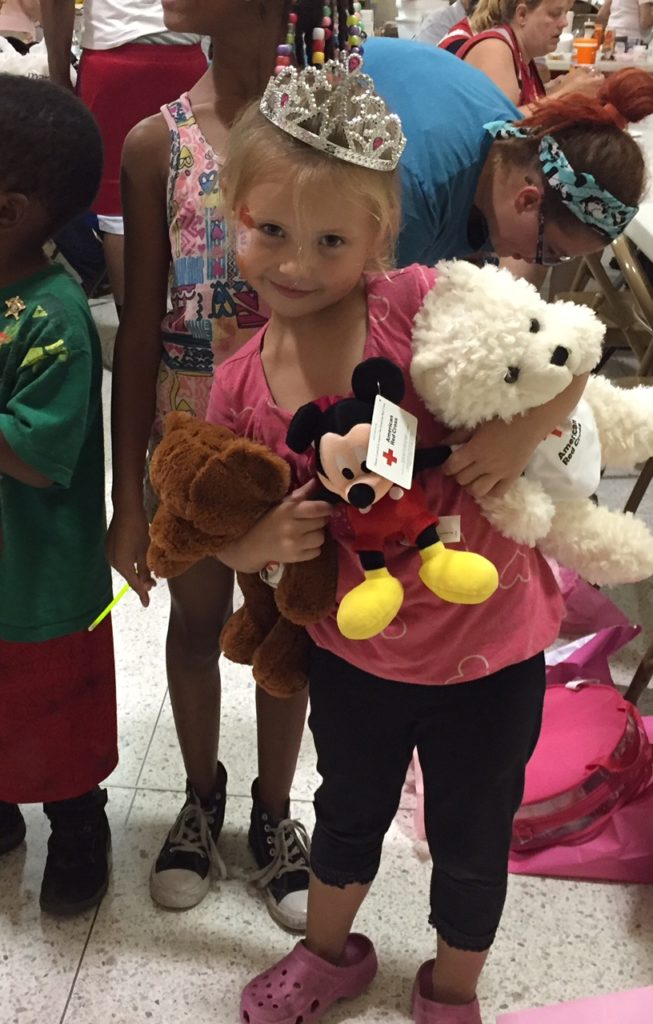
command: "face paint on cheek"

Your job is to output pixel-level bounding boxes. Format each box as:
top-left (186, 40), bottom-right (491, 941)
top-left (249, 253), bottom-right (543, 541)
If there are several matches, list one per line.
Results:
top-left (237, 206), bottom-right (255, 257)
top-left (240, 206), bottom-right (256, 228)
top-left (237, 228), bottom-right (250, 257)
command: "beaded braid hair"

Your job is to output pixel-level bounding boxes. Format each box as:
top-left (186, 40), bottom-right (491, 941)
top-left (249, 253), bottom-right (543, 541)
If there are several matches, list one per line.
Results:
top-left (281, 1), bottom-right (361, 67)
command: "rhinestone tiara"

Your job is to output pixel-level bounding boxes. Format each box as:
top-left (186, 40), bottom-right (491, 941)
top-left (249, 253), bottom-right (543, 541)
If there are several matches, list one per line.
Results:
top-left (260, 60), bottom-right (406, 173)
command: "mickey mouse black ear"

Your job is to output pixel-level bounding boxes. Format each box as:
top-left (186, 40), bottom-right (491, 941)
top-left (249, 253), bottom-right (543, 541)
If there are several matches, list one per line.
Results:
top-left (286, 401), bottom-right (323, 453)
top-left (351, 357), bottom-right (405, 406)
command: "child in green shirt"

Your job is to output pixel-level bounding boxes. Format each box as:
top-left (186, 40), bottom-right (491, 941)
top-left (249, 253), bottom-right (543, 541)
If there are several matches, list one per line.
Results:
top-left (0, 74), bottom-right (116, 916)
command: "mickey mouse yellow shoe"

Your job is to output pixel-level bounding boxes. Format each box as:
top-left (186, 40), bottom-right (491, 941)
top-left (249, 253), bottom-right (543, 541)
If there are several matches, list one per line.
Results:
top-left (418, 542), bottom-right (498, 605)
top-left (337, 568), bottom-right (405, 640)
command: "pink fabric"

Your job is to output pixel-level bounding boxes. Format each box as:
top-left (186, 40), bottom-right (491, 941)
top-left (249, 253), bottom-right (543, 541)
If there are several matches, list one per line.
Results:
top-left (546, 559), bottom-right (632, 639)
top-left (0, 0), bottom-right (39, 39)
top-left (545, 625), bottom-right (641, 688)
top-left (512, 685), bottom-right (652, 850)
top-left (497, 985), bottom-right (653, 1022)
top-left (508, 717), bottom-right (653, 884)
top-left (207, 264), bottom-right (563, 686)
top-left (522, 685), bottom-right (645, 803)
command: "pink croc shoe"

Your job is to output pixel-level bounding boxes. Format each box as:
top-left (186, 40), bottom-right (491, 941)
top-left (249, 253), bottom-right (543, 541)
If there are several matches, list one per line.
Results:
top-left (412, 961), bottom-right (483, 1024)
top-left (240, 934), bottom-right (377, 1024)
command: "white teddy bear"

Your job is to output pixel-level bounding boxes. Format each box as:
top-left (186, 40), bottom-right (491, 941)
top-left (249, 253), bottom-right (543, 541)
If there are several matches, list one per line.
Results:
top-left (411, 260), bottom-right (653, 586)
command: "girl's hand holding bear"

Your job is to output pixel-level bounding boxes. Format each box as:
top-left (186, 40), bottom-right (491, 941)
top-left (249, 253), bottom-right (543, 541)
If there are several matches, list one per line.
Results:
top-left (217, 480), bottom-right (333, 574)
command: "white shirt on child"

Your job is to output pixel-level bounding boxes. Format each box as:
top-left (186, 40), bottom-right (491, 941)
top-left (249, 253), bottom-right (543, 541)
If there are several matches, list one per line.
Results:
top-left (81, 0), bottom-right (199, 49)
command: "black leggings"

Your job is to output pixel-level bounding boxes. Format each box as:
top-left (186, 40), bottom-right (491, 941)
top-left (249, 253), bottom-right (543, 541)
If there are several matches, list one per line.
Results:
top-left (308, 646), bottom-right (546, 952)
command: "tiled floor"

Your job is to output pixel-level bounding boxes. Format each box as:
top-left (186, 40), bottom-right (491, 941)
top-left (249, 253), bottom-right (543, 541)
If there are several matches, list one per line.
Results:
top-left (2, 307), bottom-right (653, 1023)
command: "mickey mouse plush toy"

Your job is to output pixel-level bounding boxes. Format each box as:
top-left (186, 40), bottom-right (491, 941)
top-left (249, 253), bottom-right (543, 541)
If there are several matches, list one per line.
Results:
top-left (287, 357), bottom-right (498, 641)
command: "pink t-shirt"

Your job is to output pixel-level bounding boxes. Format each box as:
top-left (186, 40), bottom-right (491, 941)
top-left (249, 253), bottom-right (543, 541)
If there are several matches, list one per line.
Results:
top-left (207, 264), bottom-right (563, 686)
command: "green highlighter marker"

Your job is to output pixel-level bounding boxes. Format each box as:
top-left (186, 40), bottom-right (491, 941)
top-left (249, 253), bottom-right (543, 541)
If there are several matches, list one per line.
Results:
top-left (88, 582), bottom-right (131, 632)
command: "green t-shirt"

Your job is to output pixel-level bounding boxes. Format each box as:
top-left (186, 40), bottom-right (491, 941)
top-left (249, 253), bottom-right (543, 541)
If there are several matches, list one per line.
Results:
top-left (0, 263), bottom-right (112, 642)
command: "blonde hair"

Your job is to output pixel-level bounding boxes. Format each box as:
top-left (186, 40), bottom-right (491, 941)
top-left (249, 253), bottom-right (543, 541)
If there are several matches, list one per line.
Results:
top-left (222, 100), bottom-right (402, 272)
top-left (471, 0), bottom-right (543, 33)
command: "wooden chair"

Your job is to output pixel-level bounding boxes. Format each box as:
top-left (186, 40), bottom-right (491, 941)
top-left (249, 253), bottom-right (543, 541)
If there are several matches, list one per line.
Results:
top-left (621, 445), bottom-right (653, 706)
top-left (554, 242), bottom-right (653, 374)
top-left (555, 246), bottom-right (653, 705)
top-left (625, 640), bottom-right (653, 705)
top-left (609, 235), bottom-right (653, 376)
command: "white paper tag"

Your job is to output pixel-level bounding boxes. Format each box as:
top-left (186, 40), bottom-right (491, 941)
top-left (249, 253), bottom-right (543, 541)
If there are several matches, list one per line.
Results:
top-left (366, 394), bottom-right (417, 490)
top-left (565, 679), bottom-right (591, 691)
top-left (437, 516), bottom-right (461, 544)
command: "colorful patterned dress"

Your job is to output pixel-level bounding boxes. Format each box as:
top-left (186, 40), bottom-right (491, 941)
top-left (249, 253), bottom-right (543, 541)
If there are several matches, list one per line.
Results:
top-left (149, 93), bottom-right (267, 468)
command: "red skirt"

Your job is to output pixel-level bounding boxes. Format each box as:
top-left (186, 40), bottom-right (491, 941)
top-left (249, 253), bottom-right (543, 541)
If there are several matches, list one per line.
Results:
top-left (77, 42), bottom-right (207, 217)
top-left (0, 618), bottom-right (117, 804)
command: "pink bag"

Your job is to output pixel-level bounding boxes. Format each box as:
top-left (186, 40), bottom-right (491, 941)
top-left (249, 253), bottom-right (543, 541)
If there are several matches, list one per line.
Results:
top-left (544, 624), bottom-right (640, 687)
top-left (509, 718), bottom-right (653, 883)
top-left (512, 683), bottom-right (652, 851)
top-left (409, 627), bottom-right (646, 859)
top-left (546, 558), bottom-right (633, 639)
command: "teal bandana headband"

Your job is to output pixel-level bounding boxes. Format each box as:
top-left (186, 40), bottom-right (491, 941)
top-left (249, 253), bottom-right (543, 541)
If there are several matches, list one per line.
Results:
top-left (484, 119), bottom-right (638, 241)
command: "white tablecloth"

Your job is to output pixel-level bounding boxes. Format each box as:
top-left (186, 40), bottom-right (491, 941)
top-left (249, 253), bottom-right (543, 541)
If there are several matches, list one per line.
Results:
top-left (545, 55), bottom-right (653, 73)
top-left (626, 118), bottom-right (653, 262)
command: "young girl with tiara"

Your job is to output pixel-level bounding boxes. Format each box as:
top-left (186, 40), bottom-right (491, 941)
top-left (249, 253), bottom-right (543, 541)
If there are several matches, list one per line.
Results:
top-left (206, 30), bottom-right (583, 1024)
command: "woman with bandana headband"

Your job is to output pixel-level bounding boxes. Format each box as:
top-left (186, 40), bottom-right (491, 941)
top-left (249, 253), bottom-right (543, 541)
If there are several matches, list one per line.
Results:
top-left (360, 36), bottom-right (653, 494)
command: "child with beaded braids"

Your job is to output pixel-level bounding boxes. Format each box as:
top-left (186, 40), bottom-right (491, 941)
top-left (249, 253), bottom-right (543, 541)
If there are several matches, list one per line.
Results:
top-left (108, 0), bottom-right (370, 930)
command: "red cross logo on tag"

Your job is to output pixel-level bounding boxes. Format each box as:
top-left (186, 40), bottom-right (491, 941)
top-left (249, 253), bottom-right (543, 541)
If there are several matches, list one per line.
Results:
top-left (367, 395), bottom-right (418, 490)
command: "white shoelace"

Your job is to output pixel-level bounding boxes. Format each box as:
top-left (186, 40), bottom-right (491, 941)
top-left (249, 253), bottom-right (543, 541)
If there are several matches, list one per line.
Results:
top-left (250, 817), bottom-right (310, 890)
top-left (167, 800), bottom-right (227, 880)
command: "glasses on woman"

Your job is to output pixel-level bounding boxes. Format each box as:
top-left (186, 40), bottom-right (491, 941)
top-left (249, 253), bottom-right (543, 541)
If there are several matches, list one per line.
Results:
top-left (532, 209), bottom-right (574, 267)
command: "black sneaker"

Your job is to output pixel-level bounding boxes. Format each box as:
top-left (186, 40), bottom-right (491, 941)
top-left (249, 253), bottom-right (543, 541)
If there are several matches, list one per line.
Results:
top-left (0, 802), bottom-right (26, 855)
top-left (150, 763), bottom-right (227, 909)
top-left (40, 787), bottom-right (111, 916)
top-left (248, 779), bottom-right (309, 933)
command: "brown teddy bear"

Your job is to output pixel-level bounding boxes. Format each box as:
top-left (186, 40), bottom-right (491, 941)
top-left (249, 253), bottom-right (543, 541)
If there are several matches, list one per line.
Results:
top-left (147, 412), bottom-right (337, 697)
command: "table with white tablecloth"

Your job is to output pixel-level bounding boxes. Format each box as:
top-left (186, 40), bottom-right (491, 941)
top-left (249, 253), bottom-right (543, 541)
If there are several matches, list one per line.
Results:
top-left (625, 118), bottom-right (653, 262)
